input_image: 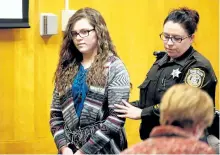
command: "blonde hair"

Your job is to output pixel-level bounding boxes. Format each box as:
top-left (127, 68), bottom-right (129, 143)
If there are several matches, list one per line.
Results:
top-left (160, 84), bottom-right (214, 128)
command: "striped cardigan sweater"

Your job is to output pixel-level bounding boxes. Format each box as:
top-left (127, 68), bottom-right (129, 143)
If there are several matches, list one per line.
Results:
top-left (50, 56), bottom-right (130, 154)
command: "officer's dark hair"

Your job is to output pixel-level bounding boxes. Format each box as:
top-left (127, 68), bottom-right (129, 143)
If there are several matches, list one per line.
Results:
top-left (163, 7), bottom-right (199, 35)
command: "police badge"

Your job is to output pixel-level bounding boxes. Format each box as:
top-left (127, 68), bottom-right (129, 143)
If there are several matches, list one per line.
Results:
top-left (171, 68), bottom-right (181, 79)
top-left (185, 68), bottom-right (205, 88)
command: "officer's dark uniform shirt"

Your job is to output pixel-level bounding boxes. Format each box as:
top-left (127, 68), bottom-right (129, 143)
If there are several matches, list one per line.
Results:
top-left (132, 46), bottom-right (217, 140)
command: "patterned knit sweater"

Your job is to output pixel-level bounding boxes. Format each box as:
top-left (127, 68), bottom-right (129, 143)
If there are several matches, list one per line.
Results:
top-left (50, 56), bottom-right (130, 154)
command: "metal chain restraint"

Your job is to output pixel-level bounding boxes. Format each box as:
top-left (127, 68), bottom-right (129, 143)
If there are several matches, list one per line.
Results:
top-left (64, 120), bottom-right (105, 148)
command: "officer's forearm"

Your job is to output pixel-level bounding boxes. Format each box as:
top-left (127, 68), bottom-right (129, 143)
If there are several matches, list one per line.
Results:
top-left (141, 104), bottom-right (160, 118)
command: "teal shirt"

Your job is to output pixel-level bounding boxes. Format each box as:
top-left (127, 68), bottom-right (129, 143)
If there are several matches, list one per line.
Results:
top-left (72, 65), bottom-right (88, 117)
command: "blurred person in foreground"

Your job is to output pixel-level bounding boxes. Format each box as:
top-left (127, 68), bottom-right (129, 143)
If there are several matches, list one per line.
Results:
top-left (121, 84), bottom-right (216, 154)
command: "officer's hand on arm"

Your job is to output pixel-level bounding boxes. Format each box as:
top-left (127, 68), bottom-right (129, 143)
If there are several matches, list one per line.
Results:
top-left (114, 100), bottom-right (142, 120)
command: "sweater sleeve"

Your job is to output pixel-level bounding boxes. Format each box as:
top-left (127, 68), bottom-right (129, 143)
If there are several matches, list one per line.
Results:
top-left (49, 88), bottom-right (69, 151)
top-left (80, 57), bottom-right (130, 154)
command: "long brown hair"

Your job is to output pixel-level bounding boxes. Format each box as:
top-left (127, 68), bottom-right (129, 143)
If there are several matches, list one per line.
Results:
top-left (54, 7), bottom-right (118, 93)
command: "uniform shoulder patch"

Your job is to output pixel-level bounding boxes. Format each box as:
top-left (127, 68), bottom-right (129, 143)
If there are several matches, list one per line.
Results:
top-left (184, 68), bottom-right (205, 88)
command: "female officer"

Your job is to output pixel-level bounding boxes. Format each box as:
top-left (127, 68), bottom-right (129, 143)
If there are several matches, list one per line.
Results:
top-left (114, 7), bottom-right (217, 140)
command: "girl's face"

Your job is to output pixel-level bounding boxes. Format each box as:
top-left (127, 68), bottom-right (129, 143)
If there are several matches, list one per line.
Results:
top-left (72, 18), bottom-right (98, 55)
